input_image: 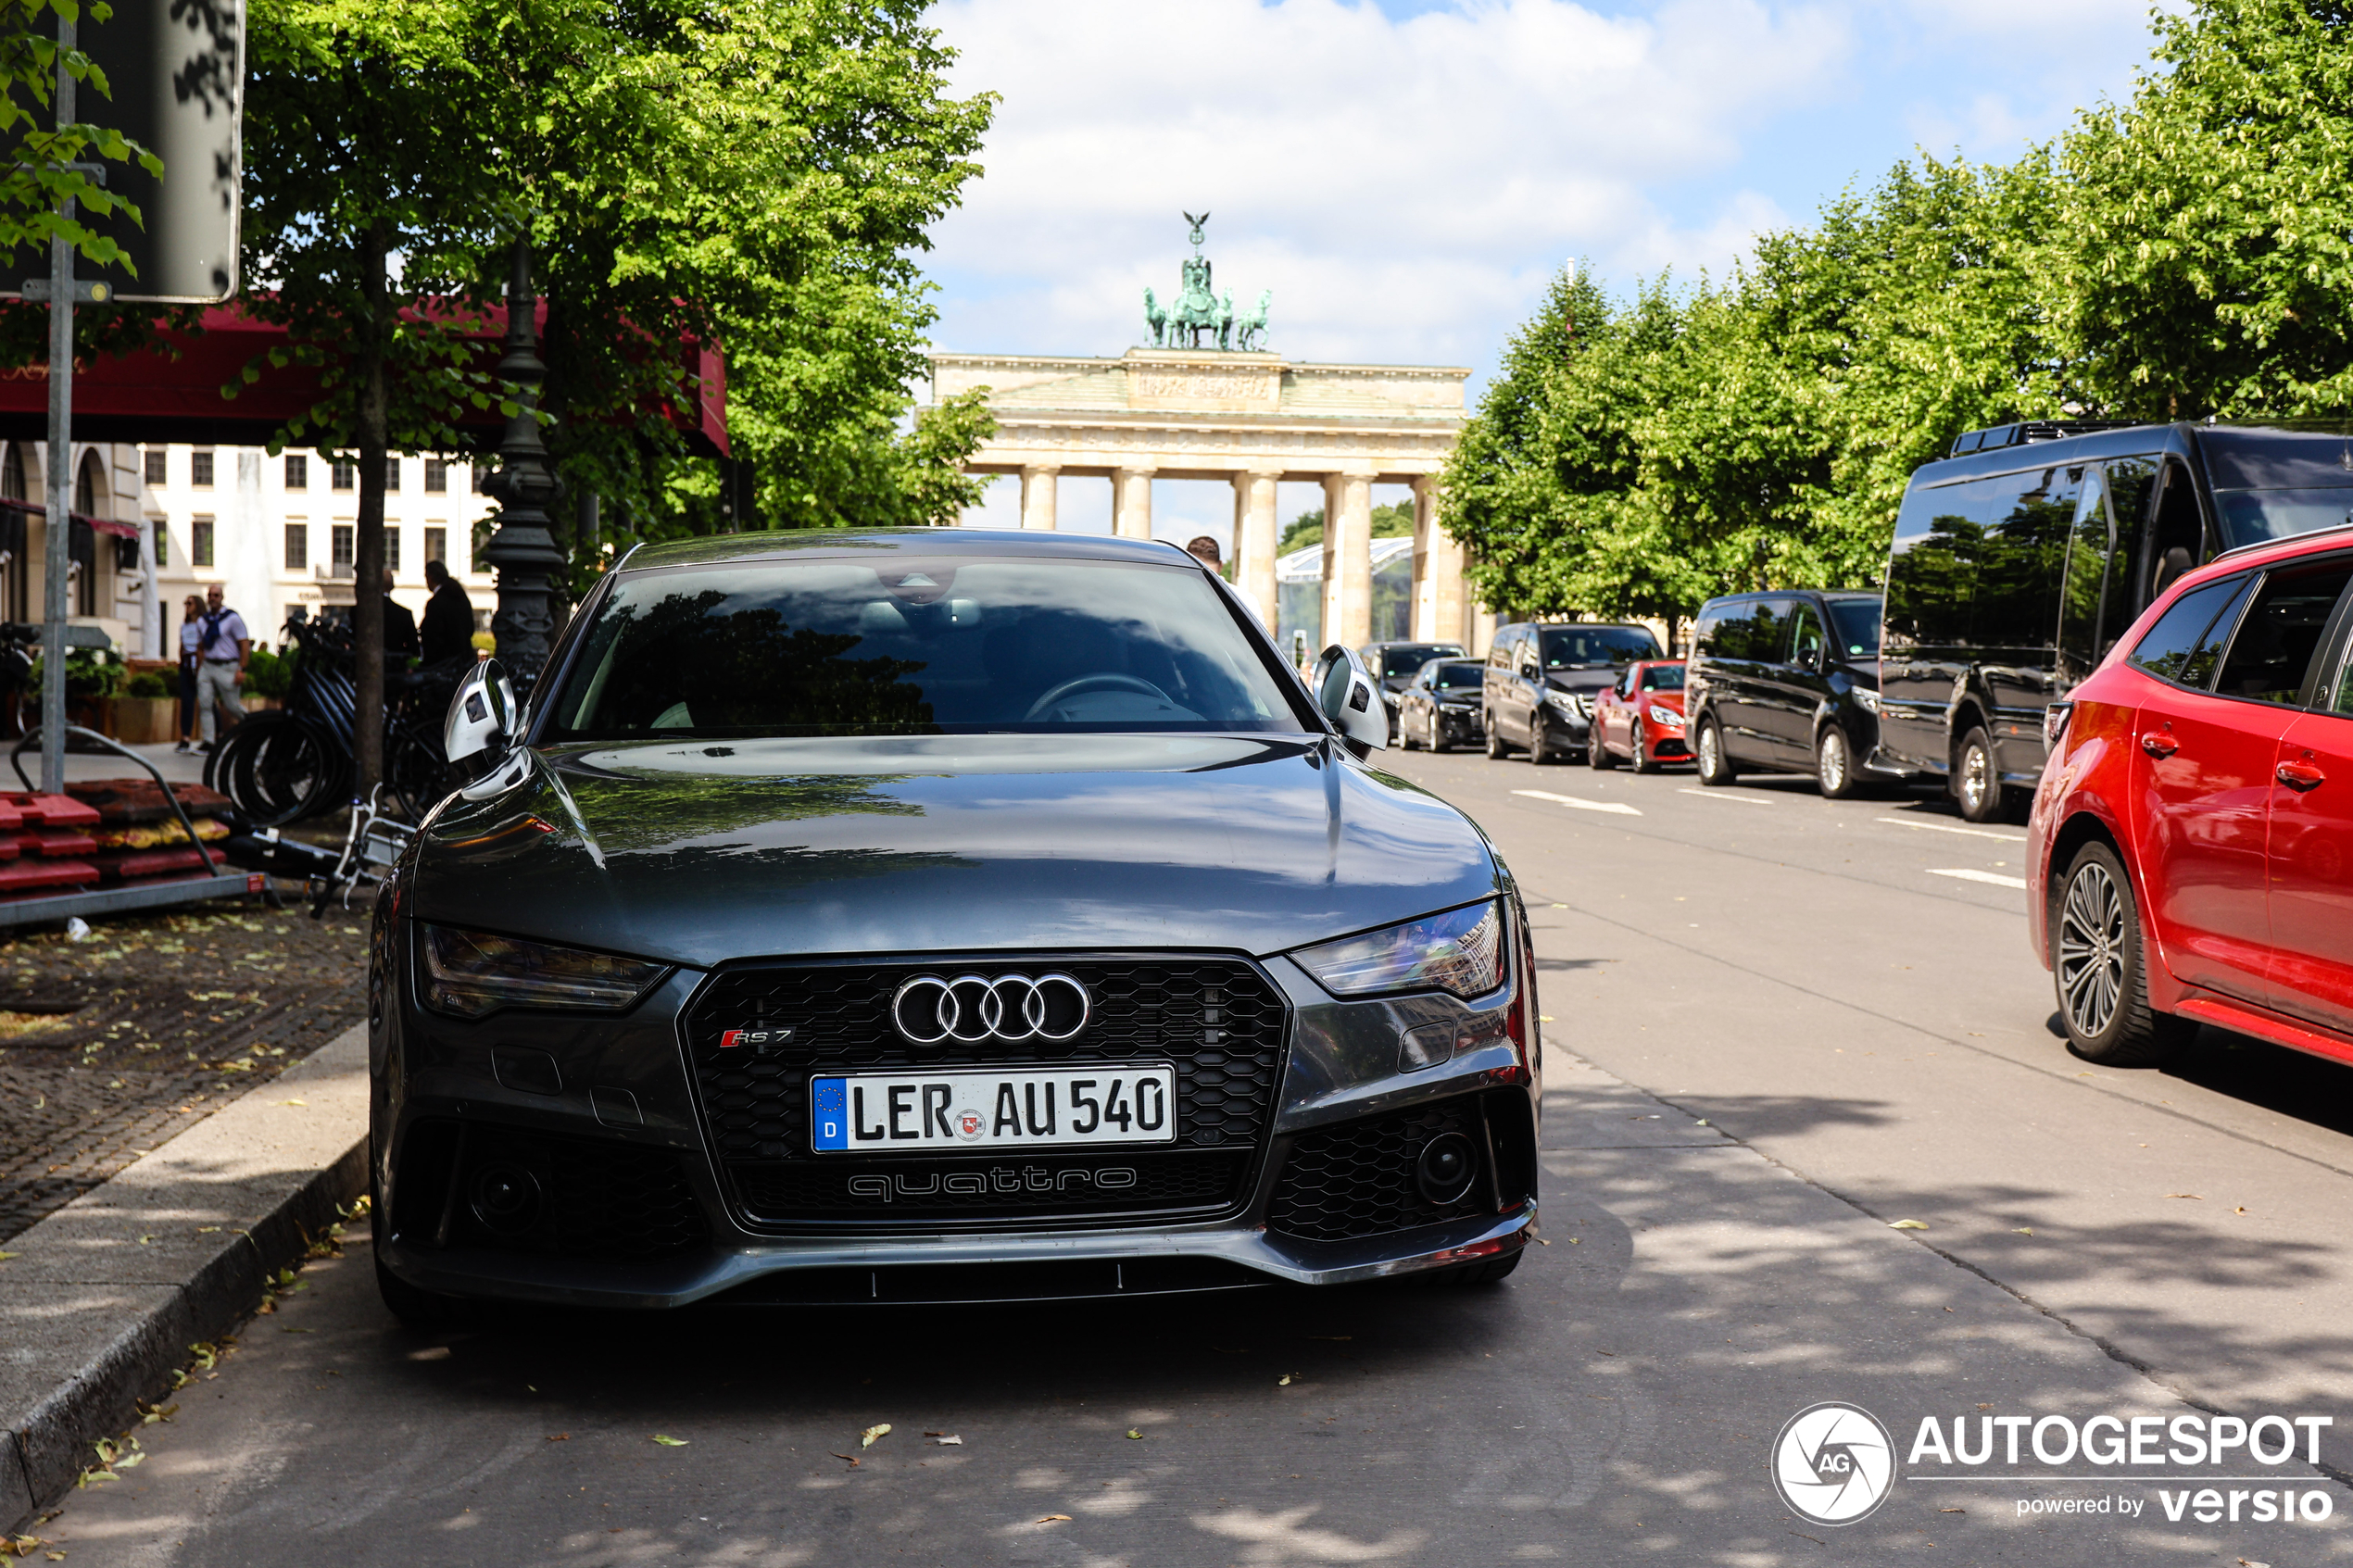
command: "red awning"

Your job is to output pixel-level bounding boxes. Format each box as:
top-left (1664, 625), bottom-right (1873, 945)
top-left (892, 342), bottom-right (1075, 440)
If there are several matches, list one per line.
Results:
top-left (0, 299), bottom-right (727, 458)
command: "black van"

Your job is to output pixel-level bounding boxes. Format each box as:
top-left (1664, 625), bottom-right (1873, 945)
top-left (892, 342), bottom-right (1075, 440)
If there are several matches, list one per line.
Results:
top-left (1877, 420), bottom-right (2353, 821)
top-left (1686, 590), bottom-right (1887, 797)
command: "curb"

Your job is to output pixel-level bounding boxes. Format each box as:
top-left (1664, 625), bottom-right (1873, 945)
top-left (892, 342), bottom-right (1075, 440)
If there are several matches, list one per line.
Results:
top-left (0, 1021), bottom-right (370, 1534)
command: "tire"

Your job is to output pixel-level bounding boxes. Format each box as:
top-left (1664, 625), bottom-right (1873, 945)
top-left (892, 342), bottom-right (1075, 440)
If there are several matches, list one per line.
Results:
top-left (1428, 710), bottom-right (1450, 753)
top-left (210, 713), bottom-right (340, 826)
top-left (1630, 731), bottom-right (1657, 774)
top-left (1400, 708), bottom-right (1421, 751)
top-left (2053, 841), bottom-right (2196, 1066)
top-left (1485, 714), bottom-right (1507, 759)
top-left (1588, 723), bottom-right (1617, 769)
top-left (1817, 726), bottom-right (1858, 799)
top-left (1955, 724), bottom-right (2006, 823)
top-left (1527, 721), bottom-right (1554, 765)
top-left (1695, 718), bottom-right (1737, 785)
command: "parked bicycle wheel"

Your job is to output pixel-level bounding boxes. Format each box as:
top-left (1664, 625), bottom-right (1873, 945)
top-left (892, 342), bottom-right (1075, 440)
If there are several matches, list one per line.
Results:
top-left (385, 723), bottom-right (457, 823)
top-left (209, 712), bottom-right (344, 825)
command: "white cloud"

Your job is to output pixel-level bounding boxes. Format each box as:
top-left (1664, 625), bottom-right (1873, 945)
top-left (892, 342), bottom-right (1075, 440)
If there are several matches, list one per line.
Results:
top-left (926, 0), bottom-right (1848, 369)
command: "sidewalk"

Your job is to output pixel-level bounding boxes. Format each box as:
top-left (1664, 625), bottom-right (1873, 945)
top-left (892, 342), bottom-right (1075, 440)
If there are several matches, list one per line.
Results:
top-left (0, 1022), bottom-right (368, 1532)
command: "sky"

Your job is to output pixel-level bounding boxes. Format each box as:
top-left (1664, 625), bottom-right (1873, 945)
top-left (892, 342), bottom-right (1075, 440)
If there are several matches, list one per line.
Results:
top-left (922, 0), bottom-right (2181, 541)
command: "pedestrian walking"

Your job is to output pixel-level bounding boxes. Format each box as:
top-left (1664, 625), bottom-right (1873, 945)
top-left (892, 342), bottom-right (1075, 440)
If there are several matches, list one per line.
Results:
top-left (174, 593), bottom-right (202, 752)
top-left (193, 583), bottom-right (249, 752)
top-left (420, 558), bottom-right (474, 667)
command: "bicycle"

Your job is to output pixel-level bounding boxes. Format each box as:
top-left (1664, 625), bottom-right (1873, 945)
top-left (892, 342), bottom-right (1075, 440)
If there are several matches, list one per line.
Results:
top-left (206, 613), bottom-right (460, 826)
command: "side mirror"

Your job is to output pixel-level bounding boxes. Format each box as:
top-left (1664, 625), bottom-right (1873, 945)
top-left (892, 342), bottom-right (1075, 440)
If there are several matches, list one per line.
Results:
top-left (445, 658), bottom-right (520, 772)
top-left (1311, 644), bottom-right (1390, 752)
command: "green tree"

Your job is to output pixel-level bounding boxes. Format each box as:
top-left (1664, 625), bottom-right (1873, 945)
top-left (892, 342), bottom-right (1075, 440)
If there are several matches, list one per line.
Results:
top-left (2056, 0), bottom-right (2353, 417)
top-left (0, 0), bottom-right (157, 276)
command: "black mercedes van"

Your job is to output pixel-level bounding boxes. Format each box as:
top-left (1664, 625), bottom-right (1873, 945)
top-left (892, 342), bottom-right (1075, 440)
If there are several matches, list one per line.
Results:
top-left (1877, 419), bottom-right (2353, 822)
top-left (1686, 589), bottom-right (1886, 797)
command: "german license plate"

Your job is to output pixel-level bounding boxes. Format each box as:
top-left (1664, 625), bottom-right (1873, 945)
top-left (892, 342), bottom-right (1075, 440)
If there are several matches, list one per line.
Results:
top-left (811, 1064), bottom-right (1177, 1153)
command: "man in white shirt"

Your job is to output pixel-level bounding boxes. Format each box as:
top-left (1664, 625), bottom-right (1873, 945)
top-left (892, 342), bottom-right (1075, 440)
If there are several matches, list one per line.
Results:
top-left (194, 583), bottom-right (250, 751)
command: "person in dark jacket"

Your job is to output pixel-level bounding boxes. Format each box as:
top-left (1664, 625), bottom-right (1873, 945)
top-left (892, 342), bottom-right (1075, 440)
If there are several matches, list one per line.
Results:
top-left (420, 558), bottom-right (474, 666)
top-left (381, 571), bottom-right (420, 663)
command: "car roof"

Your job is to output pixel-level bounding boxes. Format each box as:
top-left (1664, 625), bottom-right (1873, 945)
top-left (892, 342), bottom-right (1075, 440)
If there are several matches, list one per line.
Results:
top-left (618, 527), bottom-right (1202, 573)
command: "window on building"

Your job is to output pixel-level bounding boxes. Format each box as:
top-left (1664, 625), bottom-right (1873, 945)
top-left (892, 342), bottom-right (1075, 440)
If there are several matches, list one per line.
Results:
top-left (332, 523), bottom-right (354, 573)
top-left (332, 458), bottom-right (355, 491)
top-left (190, 450), bottom-right (214, 487)
top-left (153, 521), bottom-right (167, 569)
top-left (193, 517), bottom-right (215, 569)
top-left (144, 448), bottom-right (167, 485)
top-left (384, 457), bottom-right (402, 493)
top-left (424, 458), bottom-right (448, 494)
top-left (386, 527), bottom-right (402, 572)
top-left (424, 526), bottom-right (447, 570)
top-left (285, 454), bottom-right (308, 489)
top-left (284, 522), bottom-right (308, 571)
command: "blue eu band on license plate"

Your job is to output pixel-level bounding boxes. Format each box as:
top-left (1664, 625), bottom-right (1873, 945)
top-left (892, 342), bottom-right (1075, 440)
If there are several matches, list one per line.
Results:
top-left (810, 1064), bottom-right (1177, 1153)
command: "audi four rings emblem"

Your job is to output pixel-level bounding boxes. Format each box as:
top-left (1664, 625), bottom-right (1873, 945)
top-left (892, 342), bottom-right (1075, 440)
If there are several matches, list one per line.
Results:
top-left (891, 972), bottom-right (1091, 1045)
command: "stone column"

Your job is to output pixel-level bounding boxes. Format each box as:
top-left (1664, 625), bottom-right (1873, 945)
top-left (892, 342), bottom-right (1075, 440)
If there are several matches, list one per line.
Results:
top-left (1414, 474), bottom-right (1466, 646)
top-left (1019, 465), bottom-right (1059, 531)
top-left (1321, 470), bottom-right (1375, 649)
top-left (1112, 466), bottom-right (1154, 539)
top-left (1234, 468), bottom-right (1280, 630)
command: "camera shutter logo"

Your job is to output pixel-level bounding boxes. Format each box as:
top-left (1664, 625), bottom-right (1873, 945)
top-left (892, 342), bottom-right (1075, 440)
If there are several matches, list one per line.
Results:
top-left (1771, 1402), bottom-right (1896, 1525)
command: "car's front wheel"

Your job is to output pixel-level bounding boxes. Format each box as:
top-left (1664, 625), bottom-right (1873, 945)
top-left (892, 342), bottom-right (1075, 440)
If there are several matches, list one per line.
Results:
top-left (1428, 710), bottom-right (1450, 753)
top-left (1588, 722), bottom-right (1617, 769)
top-left (1696, 718), bottom-right (1737, 785)
top-left (1399, 707), bottom-right (1421, 750)
top-left (1527, 720), bottom-right (1554, 765)
top-left (1485, 714), bottom-right (1507, 759)
top-left (1630, 727), bottom-right (1658, 774)
top-left (1817, 726), bottom-right (1858, 798)
top-left (2054, 841), bottom-right (2196, 1066)
top-left (1956, 725), bottom-right (2007, 823)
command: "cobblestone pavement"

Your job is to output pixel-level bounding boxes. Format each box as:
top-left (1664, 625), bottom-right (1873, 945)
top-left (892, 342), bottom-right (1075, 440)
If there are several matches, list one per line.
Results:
top-left (0, 898), bottom-right (368, 1243)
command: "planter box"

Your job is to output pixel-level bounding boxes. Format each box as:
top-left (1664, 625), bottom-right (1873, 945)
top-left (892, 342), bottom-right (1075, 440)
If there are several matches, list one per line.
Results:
top-left (109, 696), bottom-right (179, 746)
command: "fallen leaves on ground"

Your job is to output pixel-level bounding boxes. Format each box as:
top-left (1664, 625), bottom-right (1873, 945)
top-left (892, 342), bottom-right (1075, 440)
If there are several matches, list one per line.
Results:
top-left (928, 1435), bottom-right (963, 1446)
top-left (1888, 1220), bottom-right (1929, 1230)
top-left (829, 1453), bottom-right (861, 1467)
top-left (1125, 1429), bottom-right (1144, 1439)
top-left (1277, 1374), bottom-right (1295, 1386)
top-left (2167, 1193), bottom-right (2202, 1200)
top-left (2012, 1228), bottom-right (2033, 1236)
top-left (860, 1424), bottom-right (890, 1449)
top-left (651, 1435), bottom-right (687, 1448)
top-left (546, 1434), bottom-right (570, 1442)
top-left (1037, 1515), bottom-right (1071, 1524)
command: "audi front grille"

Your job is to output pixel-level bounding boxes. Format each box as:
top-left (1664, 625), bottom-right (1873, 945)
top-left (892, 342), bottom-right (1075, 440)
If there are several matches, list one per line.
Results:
top-left (682, 955), bottom-right (1290, 1232)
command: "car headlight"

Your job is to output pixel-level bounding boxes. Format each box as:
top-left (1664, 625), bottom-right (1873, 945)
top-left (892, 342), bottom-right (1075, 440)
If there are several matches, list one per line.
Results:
top-left (1649, 704), bottom-right (1682, 727)
top-left (421, 924), bottom-right (670, 1017)
top-left (1544, 690), bottom-right (1590, 717)
top-left (1856, 688), bottom-right (1881, 715)
top-left (1290, 899), bottom-right (1505, 1000)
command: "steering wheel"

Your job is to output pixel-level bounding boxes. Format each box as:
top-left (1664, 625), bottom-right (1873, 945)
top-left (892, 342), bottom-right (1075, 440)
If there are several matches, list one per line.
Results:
top-left (1023, 672), bottom-right (1176, 722)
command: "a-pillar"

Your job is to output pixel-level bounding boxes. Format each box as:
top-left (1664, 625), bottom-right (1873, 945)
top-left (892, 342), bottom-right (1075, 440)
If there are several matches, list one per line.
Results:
top-left (1412, 474), bottom-right (1466, 645)
top-left (1232, 468), bottom-right (1280, 629)
top-left (1020, 465), bottom-right (1060, 530)
top-left (1113, 466), bottom-right (1155, 539)
top-left (1320, 469), bottom-right (1376, 649)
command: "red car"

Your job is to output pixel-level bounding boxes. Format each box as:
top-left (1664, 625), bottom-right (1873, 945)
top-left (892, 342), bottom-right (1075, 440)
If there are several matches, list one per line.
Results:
top-left (2031, 526), bottom-right (2353, 1067)
top-left (1588, 659), bottom-right (1687, 771)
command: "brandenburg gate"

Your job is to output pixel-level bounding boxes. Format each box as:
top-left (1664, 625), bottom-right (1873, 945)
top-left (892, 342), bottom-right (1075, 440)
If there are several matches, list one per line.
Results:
top-left (925, 219), bottom-right (1477, 650)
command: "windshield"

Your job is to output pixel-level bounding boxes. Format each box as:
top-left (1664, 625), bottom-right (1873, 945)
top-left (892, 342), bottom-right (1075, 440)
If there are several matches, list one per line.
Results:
top-left (1540, 626), bottom-right (1660, 668)
top-left (1379, 644), bottom-right (1463, 679)
top-left (1641, 664), bottom-right (1686, 691)
top-left (1826, 598), bottom-right (1883, 659)
top-left (2212, 489), bottom-right (2353, 550)
top-left (543, 558), bottom-right (1306, 740)
top-left (1429, 661), bottom-right (1483, 690)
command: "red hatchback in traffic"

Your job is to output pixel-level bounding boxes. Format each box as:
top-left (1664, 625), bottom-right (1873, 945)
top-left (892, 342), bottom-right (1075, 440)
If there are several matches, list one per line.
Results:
top-left (2031, 527), bottom-right (2353, 1068)
top-left (1589, 659), bottom-right (1688, 771)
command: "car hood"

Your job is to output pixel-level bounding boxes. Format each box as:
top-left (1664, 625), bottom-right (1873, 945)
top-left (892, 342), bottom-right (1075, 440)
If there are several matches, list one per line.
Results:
top-left (411, 734), bottom-right (1501, 969)
top-left (1545, 670), bottom-right (1618, 695)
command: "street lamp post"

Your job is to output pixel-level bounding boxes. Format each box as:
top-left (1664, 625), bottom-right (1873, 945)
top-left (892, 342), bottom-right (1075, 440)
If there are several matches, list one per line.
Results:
top-left (479, 234), bottom-right (566, 689)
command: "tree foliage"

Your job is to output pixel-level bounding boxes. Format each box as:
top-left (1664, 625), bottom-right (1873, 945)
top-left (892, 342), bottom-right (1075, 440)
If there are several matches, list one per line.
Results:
top-left (1444, 0), bottom-right (2353, 627)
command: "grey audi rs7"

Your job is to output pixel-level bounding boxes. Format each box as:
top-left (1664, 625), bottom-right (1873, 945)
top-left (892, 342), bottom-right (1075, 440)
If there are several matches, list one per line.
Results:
top-left (371, 528), bottom-right (1540, 1316)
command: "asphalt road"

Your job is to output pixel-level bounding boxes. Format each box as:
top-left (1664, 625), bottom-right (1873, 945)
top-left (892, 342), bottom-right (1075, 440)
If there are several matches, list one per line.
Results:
top-left (39, 747), bottom-right (2353, 1565)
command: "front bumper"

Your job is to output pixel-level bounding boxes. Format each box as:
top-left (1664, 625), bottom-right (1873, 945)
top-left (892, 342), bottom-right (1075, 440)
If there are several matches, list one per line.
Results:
top-left (372, 935), bottom-right (1541, 1308)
